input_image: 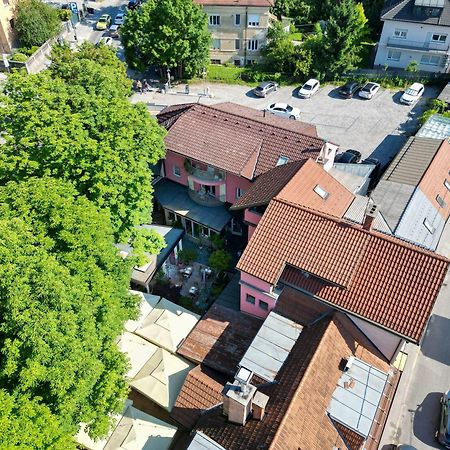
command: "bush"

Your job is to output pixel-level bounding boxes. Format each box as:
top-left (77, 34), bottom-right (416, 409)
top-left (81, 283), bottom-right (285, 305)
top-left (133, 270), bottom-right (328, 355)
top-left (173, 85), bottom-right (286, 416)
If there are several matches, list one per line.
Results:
top-left (178, 248), bottom-right (198, 264)
top-left (209, 233), bottom-right (224, 250)
top-left (208, 250), bottom-right (232, 272)
top-left (15, 0), bottom-right (61, 48)
top-left (58, 8), bottom-right (72, 21)
top-left (10, 52), bottom-right (28, 62)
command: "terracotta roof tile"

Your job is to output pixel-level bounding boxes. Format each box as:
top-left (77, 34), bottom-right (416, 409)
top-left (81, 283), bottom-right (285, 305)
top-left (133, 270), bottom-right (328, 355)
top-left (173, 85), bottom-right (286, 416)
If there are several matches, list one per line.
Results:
top-left (196, 312), bottom-right (393, 450)
top-left (177, 304), bottom-right (262, 376)
top-left (157, 103), bottom-right (324, 179)
top-left (238, 198), bottom-right (449, 342)
top-left (171, 365), bottom-right (226, 429)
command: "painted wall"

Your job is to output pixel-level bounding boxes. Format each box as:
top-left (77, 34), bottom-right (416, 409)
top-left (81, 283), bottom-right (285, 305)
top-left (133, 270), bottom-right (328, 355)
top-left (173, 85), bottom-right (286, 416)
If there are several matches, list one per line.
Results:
top-left (348, 315), bottom-right (403, 362)
top-left (164, 151), bottom-right (189, 186)
top-left (375, 20), bottom-right (450, 72)
top-left (239, 272), bottom-right (276, 318)
top-left (0, 0), bottom-right (16, 53)
top-left (244, 208), bottom-right (263, 227)
top-left (226, 173), bottom-right (252, 204)
top-left (248, 224), bottom-right (256, 241)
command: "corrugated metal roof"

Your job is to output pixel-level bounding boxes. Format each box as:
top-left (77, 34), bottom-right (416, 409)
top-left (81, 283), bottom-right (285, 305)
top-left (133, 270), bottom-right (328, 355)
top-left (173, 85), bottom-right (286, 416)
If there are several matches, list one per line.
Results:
top-left (382, 137), bottom-right (442, 186)
top-left (417, 114), bottom-right (450, 140)
top-left (187, 432), bottom-right (227, 450)
top-left (239, 311), bottom-right (303, 382)
top-left (328, 357), bottom-right (389, 439)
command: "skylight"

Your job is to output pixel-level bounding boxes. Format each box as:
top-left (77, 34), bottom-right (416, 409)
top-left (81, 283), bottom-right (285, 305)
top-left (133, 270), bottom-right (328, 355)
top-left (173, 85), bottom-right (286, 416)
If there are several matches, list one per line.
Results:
top-left (314, 184), bottom-right (329, 199)
top-left (423, 218), bottom-right (435, 234)
top-left (276, 156), bottom-right (289, 166)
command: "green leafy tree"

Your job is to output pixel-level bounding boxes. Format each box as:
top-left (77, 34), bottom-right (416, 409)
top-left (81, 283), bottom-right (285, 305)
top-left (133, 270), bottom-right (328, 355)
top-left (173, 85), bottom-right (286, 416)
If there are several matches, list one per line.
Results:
top-left (0, 49), bottom-right (166, 239)
top-left (121, 0), bottom-right (210, 77)
top-left (406, 60), bottom-right (419, 73)
top-left (0, 391), bottom-right (75, 449)
top-left (0, 178), bottom-right (137, 439)
top-left (178, 248), bottom-right (198, 264)
top-left (208, 249), bottom-right (232, 273)
top-left (15, 0), bottom-right (61, 48)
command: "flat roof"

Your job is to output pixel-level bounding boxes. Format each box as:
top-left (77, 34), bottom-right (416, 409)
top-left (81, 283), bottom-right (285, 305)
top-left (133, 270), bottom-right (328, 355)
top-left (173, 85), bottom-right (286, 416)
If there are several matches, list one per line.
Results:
top-left (417, 114), bottom-right (450, 140)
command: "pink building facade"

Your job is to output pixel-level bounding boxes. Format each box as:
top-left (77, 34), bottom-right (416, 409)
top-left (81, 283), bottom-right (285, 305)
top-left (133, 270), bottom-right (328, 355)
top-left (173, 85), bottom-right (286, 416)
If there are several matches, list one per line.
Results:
top-left (239, 272), bottom-right (278, 319)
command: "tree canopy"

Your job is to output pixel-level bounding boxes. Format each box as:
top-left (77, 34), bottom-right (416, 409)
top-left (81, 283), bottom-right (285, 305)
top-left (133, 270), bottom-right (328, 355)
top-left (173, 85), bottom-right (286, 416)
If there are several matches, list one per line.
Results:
top-left (121, 0), bottom-right (210, 77)
top-left (15, 0), bottom-right (61, 48)
top-left (0, 44), bottom-right (166, 240)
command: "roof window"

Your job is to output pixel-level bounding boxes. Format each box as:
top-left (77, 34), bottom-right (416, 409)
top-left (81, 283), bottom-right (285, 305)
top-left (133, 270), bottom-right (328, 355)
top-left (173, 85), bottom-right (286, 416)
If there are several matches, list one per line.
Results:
top-left (423, 218), bottom-right (435, 234)
top-left (313, 184), bottom-right (329, 199)
top-left (276, 155), bottom-right (289, 166)
top-left (444, 179), bottom-right (450, 191)
top-left (436, 194), bottom-right (447, 208)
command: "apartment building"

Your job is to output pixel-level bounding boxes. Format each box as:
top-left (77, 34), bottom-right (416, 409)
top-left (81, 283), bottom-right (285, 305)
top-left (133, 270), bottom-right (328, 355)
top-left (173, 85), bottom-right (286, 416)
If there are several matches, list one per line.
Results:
top-left (375, 0), bottom-right (450, 72)
top-left (195, 0), bottom-right (273, 65)
top-left (0, 1), bottom-right (16, 53)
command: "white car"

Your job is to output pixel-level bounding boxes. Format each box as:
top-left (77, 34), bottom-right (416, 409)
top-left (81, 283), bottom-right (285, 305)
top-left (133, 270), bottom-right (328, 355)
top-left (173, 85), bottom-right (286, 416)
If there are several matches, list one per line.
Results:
top-left (298, 78), bottom-right (320, 98)
top-left (400, 82), bottom-right (424, 105)
top-left (114, 12), bottom-right (125, 25)
top-left (358, 82), bottom-right (380, 100)
top-left (97, 36), bottom-right (113, 46)
top-left (265, 103), bottom-right (301, 120)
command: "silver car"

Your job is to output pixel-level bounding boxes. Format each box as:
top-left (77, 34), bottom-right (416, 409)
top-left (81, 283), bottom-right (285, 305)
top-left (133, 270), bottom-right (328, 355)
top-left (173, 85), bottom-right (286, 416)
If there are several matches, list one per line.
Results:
top-left (265, 102), bottom-right (301, 120)
top-left (253, 81), bottom-right (278, 98)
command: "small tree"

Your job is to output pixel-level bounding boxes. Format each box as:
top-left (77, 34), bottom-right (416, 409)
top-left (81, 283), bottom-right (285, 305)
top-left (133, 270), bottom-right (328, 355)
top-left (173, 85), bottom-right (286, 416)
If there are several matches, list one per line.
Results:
top-left (15, 0), bottom-right (61, 48)
top-left (406, 60), bottom-right (419, 73)
top-left (178, 248), bottom-right (198, 264)
top-left (209, 250), bottom-right (232, 273)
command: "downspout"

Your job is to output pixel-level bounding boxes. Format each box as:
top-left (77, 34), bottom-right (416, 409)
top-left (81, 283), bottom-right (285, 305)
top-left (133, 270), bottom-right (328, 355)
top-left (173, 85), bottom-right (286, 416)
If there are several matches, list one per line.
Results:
top-left (244, 6), bottom-right (248, 65)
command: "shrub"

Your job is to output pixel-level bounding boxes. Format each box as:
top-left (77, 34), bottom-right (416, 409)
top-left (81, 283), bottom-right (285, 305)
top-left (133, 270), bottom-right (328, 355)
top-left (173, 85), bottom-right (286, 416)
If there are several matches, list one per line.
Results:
top-left (209, 233), bottom-right (224, 250)
top-left (10, 52), bottom-right (28, 62)
top-left (58, 9), bottom-right (72, 21)
top-left (208, 250), bottom-right (232, 272)
top-left (178, 248), bottom-right (198, 264)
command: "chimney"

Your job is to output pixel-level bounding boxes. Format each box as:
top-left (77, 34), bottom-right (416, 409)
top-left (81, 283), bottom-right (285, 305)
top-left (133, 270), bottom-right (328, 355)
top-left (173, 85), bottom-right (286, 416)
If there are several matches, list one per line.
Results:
top-left (252, 391), bottom-right (269, 421)
top-left (363, 203), bottom-right (378, 231)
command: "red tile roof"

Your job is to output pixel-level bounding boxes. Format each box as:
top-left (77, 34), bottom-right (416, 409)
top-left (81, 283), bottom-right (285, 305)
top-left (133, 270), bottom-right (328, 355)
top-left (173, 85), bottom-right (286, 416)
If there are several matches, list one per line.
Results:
top-left (177, 304), bottom-right (262, 376)
top-left (237, 198), bottom-right (449, 342)
top-left (157, 103), bottom-right (324, 179)
top-left (196, 313), bottom-right (394, 450)
top-left (195, 0), bottom-right (273, 6)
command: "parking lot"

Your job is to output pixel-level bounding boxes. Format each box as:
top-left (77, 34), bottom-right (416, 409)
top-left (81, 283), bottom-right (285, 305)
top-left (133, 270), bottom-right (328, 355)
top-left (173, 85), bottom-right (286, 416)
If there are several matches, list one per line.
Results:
top-left (132, 82), bottom-right (439, 163)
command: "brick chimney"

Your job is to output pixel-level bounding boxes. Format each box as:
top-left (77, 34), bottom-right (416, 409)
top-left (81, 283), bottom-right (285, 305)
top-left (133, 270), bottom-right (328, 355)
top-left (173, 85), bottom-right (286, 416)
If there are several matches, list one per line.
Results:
top-left (222, 381), bottom-right (257, 426)
top-left (252, 391), bottom-right (269, 420)
top-left (363, 203), bottom-right (378, 231)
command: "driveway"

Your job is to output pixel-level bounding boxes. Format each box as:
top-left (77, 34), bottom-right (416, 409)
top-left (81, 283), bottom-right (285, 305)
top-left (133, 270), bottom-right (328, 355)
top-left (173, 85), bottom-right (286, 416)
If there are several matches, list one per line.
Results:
top-left (131, 82), bottom-right (439, 160)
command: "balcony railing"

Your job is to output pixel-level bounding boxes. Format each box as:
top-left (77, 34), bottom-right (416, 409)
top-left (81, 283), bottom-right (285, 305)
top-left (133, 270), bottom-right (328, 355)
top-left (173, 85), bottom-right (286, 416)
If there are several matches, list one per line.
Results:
top-left (188, 188), bottom-right (224, 207)
top-left (185, 159), bottom-right (225, 182)
top-left (387, 37), bottom-right (450, 52)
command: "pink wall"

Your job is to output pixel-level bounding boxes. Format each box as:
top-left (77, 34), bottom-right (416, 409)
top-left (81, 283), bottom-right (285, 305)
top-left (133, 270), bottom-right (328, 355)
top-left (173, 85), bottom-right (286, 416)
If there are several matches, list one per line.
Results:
top-left (244, 209), bottom-right (263, 227)
top-left (164, 151), bottom-right (189, 186)
top-left (248, 225), bottom-right (256, 241)
top-left (239, 272), bottom-right (276, 318)
top-left (226, 173), bottom-right (252, 204)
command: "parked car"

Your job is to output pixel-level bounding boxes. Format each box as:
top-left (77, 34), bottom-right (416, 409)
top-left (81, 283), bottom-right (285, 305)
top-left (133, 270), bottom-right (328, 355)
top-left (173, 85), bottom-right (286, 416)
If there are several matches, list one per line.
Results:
top-left (437, 390), bottom-right (450, 448)
top-left (128, 0), bottom-right (142, 9)
top-left (97, 36), bottom-right (113, 46)
top-left (253, 81), bottom-right (278, 98)
top-left (265, 103), bottom-right (301, 120)
top-left (335, 149), bottom-right (362, 164)
top-left (109, 24), bottom-right (120, 38)
top-left (400, 82), bottom-right (424, 105)
top-left (114, 12), bottom-right (125, 25)
top-left (338, 81), bottom-right (361, 99)
top-left (96, 14), bottom-right (111, 30)
top-left (359, 82), bottom-right (380, 100)
top-left (298, 79), bottom-right (320, 98)
top-left (394, 446), bottom-right (418, 450)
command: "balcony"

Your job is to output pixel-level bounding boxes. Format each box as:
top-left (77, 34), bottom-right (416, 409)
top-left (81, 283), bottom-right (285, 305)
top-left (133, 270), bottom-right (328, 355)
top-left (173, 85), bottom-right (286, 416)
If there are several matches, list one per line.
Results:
top-left (387, 37), bottom-right (450, 53)
top-left (185, 159), bottom-right (225, 182)
top-left (188, 188), bottom-right (224, 207)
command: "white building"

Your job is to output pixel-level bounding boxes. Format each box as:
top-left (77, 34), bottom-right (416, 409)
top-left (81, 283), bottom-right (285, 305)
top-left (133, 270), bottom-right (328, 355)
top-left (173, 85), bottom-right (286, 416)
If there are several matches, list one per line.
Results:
top-left (374, 0), bottom-right (450, 72)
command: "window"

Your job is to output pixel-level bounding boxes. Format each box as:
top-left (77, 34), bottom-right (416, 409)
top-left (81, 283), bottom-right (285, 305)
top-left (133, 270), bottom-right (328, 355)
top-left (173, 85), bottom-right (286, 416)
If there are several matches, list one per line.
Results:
top-left (246, 294), bottom-right (256, 304)
top-left (436, 194), bottom-right (447, 208)
top-left (167, 211), bottom-right (176, 222)
top-left (236, 187), bottom-right (244, 198)
top-left (423, 218), bottom-right (435, 234)
top-left (432, 33), bottom-right (447, 42)
top-left (387, 50), bottom-right (401, 61)
top-left (235, 14), bottom-right (241, 26)
top-left (173, 165), bottom-right (181, 177)
top-left (421, 54), bottom-right (440, 66)
top-left (235, 39), bottom-right (240, 50)
top-left (259, 300), bottom-right (269, 310)
top-left (444, 179), bottom-right (450, 191)
top-left (234, 59), bottom-right (241, 66)
top-left (209, 15), bottom-right (220, 26)
top-left (211, 39), bottom-right (220, 50)
top-left (313, 184), bottom-right (329, 199)
top-left (393, 29), bottom-right (408, 39)
top-left (210, 59), bottom-right (221, 64)
top-left (248, 40), bottom-right (258, 51)
top-left (276, 155), bottom-right (289, 166)
top-left (248, 14), bottom-right (260, 26)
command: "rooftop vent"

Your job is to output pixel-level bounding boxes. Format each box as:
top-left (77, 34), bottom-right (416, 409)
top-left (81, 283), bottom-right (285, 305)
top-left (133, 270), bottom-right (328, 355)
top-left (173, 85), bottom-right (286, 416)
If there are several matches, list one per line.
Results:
top-left (363, 203), bottom-right (378, 231)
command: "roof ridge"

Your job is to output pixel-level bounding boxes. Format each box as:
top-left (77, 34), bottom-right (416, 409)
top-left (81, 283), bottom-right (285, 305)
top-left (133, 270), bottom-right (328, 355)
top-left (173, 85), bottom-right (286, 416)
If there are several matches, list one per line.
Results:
top-left (273, 198), bottom-right (450, 263)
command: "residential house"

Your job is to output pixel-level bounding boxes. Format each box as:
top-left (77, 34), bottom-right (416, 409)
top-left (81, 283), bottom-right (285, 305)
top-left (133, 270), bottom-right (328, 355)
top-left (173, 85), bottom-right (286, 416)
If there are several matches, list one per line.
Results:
top-left (155, 102), bottom-right (329, 241)
top-left (195, 0), bottom-right (273, 65)
top-left (0, 0), bottom-right (16, 53)
top-left (374, 0), bottom-right (450, 72)
top-left (372, 136), bottom-right (450, 250)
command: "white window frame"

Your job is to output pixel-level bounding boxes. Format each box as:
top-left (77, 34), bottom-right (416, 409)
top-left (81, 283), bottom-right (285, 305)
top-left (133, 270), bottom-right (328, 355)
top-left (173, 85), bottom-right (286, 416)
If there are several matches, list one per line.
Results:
top-left (393, 28), bottom-right (408, 39)
top-left (248, 39), bottom-right (258, 51)
top-left (248, 14), bottom-right (260, 27)
top-left (432, 33), bottom-right (447, 42)
top-left (423, 218), bottom-right (435, 234)
top-left (209, 15), bottom-right (220, 26)
top-left (421, 54), bottom-right (440, 66)
top-left (173, 165), bottom-right (181, 177)
top-left (236, 187), bottom-right (244, 198)
top-left (387, 50), bottom-right (401, 61)
top-left (436, 194), bottom-right (447, 208)
top-left (234, 14), bottom-right (241, 26)
top-left (313, 184), bottom-right (329, 199)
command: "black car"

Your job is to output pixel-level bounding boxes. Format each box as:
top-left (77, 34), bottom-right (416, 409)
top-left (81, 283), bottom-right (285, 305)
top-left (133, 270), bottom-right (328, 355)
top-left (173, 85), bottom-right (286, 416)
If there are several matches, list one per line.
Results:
top-left (335, 149), bottom-right (362, 164)
top-left (338, 81), bottom-right (361, 99)
top-left (437, 391), bottom-right (450, 448)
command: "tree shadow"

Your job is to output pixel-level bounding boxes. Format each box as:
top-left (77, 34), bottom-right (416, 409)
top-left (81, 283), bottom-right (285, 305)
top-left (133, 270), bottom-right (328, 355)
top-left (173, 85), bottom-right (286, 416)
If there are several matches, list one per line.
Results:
top-left (411, 392), bottom-right (442, 449)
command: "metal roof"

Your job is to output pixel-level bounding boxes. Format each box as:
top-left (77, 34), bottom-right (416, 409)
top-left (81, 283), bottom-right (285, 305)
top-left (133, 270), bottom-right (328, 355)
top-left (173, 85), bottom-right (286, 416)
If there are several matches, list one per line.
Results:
top-left (327, 357), bottom-right (389, 438)
top-left (382, 0), bottom-right (450, 26)
top-left (239, 311), bottom-right (303, 382)
top-left (187, 432), bottom-right (227, 450)
top-left (417, 114), bottom-right (450, 140)
top-left (330, 163), bottom-right (374, 195)
top-left (437, 84), bottom-right (450, 104)
top-left (382, 136), bottom-right (442, 186)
